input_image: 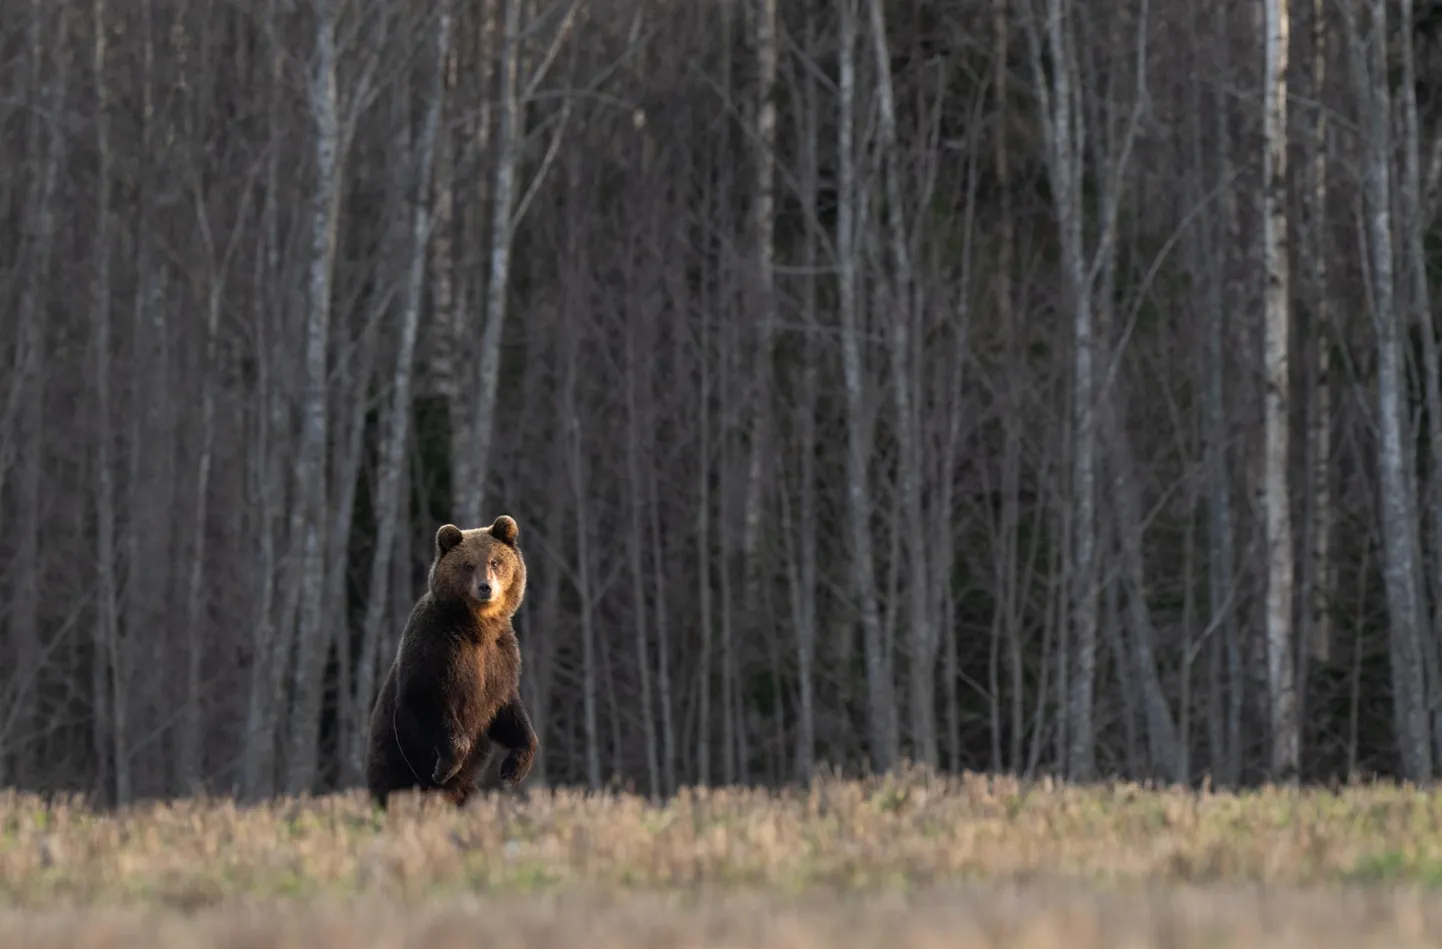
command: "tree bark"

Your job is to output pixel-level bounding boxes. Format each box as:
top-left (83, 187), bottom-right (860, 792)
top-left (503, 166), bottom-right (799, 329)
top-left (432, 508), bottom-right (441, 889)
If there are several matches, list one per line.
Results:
top-left (284, 0), bottom-right (343, 795)
top-left (695, 240), bottom-right (714, 787)
top-left (1026, 0), bottom-right (1097, 781)
top-left (626, 261), bottom-right (661, 800)
top-left (241, 0), bottom-right (290, 799)
top-left (734, 0), bottom-right (780, 787)
top-left (1262, 0), bottom-right (1299, 782)
top-left (837, 0), bottom-right (897, 773)
top-left (1300, 0), bottom-right (1333, 672)
top-left (125, 0), bottom-right (176, 797)
top-left (457, 0), bottom-right (523, 526)
top-left (1192, 0), bottom-right (1243, 788)
top-left (1346, 0), bottom-right (1434, 781)
top-left (993, 0), bottom-right (1026, 775)
top-left (867, 0), bottom-right (936, 769)
top-left (90, 0), bottom-right (129, 806)
top-left (648, 460), bottom-right (677, 793)
top-left (785, 9), bottom-right (822, 780)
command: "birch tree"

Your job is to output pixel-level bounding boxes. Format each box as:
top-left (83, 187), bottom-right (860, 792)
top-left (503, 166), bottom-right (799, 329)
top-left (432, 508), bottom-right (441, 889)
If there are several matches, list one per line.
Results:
top-left (1346, 0), bottom-right (1434, 781)
top-left (241, 0), bottom-right (293, 799)
top-left (1262, 0), bottom-right (1299, 781)
top-left (1301, 0), bottom-right (1332, 671)
top-left (1204, 0), bottom-right (1248, 787)
top-left (737, 0), bottom-right (780, 781)
top-left (990, 0), bottom-right (1029, 774)
top-left (781, 8), bottom-right (823, 779)
top-left (123, 0), bottom-right (176, 797)
top-left (866, 0), bottom-right (937, 769)
top-left (454, 0), bottom-right (522, 528)
top-left (89, 0), bottom-right (130, 806)
top-left (625, 255), bottom-right (661, 800)
top-left (284, 0), bottom-right (343, 794)
top-left (837, 0), bottom-right (897, 773)
top-left (1025, 0), bottom-right (1098, 780)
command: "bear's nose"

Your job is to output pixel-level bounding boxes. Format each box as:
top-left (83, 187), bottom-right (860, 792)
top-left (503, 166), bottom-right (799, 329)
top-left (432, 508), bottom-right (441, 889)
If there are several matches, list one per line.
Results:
top-left (477, 582), bottom-right (493, 599)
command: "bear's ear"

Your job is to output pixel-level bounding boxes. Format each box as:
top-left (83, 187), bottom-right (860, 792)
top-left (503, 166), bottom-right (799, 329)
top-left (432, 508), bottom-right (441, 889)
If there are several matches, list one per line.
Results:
top-left (435, 524), bottom-right (464, 556)
top-left (489, 515), bottom-right (519, 546)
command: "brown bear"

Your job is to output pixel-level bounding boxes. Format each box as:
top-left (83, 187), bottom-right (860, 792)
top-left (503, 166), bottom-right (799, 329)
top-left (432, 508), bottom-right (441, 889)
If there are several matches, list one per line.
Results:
top-left (365, 515), bottom-right (538, 808)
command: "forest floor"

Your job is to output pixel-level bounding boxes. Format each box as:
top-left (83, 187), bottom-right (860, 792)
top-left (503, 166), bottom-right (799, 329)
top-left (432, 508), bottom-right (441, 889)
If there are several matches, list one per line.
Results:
top-left (4, 769), bottom-right (1442, 946)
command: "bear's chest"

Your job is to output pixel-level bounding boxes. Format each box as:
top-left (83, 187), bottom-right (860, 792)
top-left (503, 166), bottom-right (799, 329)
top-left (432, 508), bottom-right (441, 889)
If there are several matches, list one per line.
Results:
top-left (450, 639), bottom-right (515, 717)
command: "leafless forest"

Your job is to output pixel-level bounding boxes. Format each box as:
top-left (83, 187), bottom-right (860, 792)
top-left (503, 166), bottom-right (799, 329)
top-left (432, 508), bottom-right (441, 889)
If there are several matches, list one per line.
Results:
top-left (3, 0), bottom-right (1442, 807)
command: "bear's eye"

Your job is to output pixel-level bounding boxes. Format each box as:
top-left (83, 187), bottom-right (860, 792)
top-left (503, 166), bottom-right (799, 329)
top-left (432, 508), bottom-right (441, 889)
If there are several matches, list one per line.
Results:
top-left (462, 562), bottom-right (475, 573)
top-left (489, 558), bottom-right (501, 570)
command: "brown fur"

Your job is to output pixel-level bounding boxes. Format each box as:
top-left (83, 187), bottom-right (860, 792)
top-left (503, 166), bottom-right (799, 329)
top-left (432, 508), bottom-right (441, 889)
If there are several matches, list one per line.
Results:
top-left (365, 515), bottom-right (538, 808)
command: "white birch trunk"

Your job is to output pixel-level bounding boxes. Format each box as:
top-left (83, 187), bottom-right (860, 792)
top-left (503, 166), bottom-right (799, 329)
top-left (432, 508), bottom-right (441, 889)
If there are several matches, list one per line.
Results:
top-left (1262, 0), bottom-right (1299, 781)
top-left (284, 0), bottom-right (342, 794)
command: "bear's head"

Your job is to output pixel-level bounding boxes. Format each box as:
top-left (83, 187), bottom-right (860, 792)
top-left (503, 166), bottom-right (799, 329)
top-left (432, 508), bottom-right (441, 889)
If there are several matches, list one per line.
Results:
top-left (428, 515), bottom-right (527, 618)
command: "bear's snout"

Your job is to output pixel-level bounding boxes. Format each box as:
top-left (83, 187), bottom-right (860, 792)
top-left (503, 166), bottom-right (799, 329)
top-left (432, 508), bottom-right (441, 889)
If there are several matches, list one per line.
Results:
top-left (477, 581), bottom-right (494, 601)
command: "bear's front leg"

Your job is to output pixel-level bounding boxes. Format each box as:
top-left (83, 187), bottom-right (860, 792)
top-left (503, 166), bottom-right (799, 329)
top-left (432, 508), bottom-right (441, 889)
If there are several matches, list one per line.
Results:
top-left (432, 731), bottom-right (472, 786)
top-left (487, 693), bottom-right (538, 788)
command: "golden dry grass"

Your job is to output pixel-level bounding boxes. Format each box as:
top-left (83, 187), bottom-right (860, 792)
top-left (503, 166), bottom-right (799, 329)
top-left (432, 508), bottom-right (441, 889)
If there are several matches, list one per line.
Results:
top-left (6, 887), bottom-right (1442, 949)
top-left (5, 768), bottom-right (1442, 946)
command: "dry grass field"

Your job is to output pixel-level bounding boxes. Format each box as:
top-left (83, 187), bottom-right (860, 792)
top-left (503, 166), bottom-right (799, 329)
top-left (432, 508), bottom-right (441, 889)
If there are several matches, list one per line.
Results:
top-left (5, 769), bottom-right (1442, 946)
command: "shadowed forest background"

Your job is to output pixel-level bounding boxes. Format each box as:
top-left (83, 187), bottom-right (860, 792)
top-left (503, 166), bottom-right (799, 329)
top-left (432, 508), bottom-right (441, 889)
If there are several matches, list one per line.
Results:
top-left (5, 0), bottom-right (1442, 807)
